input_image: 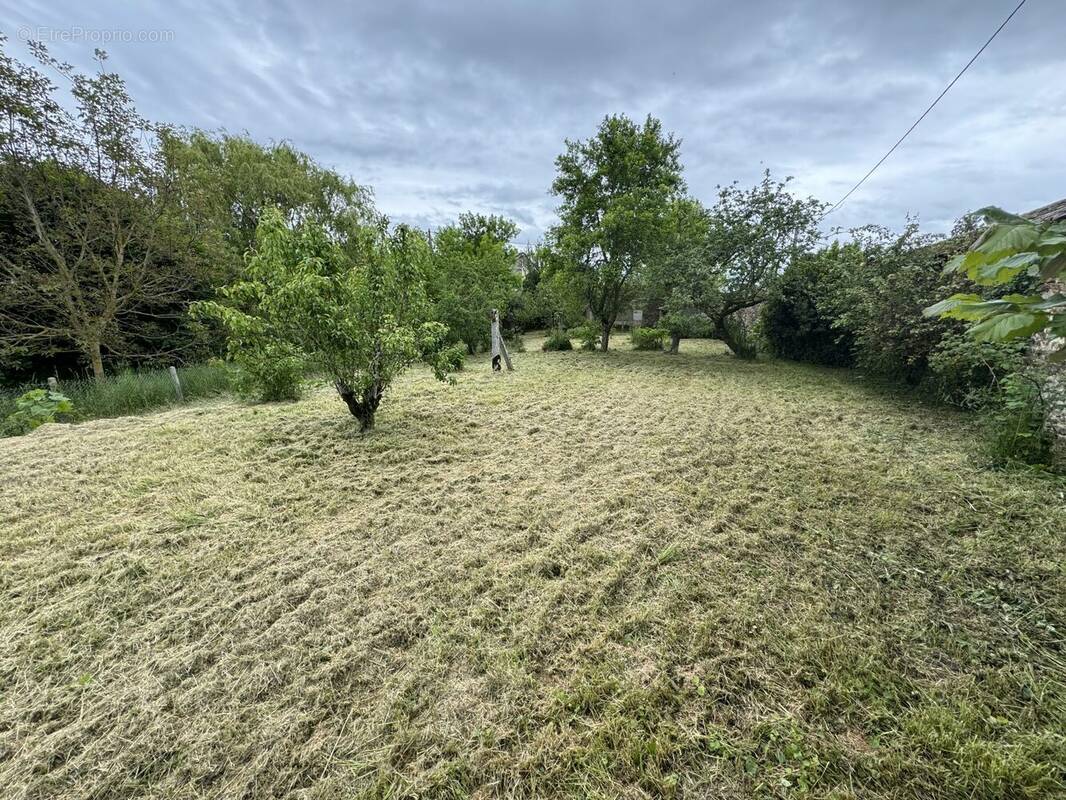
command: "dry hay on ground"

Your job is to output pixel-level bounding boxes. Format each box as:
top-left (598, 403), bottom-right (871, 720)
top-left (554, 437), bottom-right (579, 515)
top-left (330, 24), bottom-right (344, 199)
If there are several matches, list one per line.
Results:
top-left (1, 337), bottom-right (1064, 799)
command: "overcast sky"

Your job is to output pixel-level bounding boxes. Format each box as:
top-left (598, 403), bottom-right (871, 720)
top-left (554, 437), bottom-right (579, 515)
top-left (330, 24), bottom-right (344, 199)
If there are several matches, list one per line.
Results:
top-left (3, 0), bottom-right (1063, 244)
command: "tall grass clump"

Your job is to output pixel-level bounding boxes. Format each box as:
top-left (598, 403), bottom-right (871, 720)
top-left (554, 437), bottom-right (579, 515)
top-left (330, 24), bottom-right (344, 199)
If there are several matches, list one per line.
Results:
top-left (0, 363), bottom-right (232, 431)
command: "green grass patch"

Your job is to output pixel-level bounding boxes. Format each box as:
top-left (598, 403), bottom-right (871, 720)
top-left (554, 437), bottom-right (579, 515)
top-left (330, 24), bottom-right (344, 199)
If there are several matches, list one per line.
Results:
top-left (0, 363), bottom-right (232, 428)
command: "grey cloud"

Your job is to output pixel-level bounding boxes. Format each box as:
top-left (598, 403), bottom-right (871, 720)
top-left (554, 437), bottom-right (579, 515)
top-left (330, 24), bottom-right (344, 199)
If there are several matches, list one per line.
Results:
top-left (2, 0), bottom-right (1063, 242)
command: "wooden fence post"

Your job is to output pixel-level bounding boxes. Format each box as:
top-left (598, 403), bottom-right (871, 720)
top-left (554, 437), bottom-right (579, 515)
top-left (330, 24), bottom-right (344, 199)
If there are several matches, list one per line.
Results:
top-left (168, 366), bottom-right (184, 403)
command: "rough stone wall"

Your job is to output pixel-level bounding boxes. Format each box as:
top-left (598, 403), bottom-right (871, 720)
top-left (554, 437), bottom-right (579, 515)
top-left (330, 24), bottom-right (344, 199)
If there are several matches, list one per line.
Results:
top-left (1033, 331), bottom-right (1066, 442)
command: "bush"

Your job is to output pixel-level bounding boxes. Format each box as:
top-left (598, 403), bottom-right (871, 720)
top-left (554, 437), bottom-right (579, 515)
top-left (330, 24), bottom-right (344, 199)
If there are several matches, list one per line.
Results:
top-left (569, 323), bottom-right (600, 351)
top-left (926, 335), bottom-right (1026, 408)
top-left (542, 329), bottom-right (573, 351)
top-left (440, 343), bottom-right (467, 372)
top-left (230, 342), bottom-right (304, 403)
top-left (631, 327), bottom-right (668, 351)
top-left (2, 389), bottom-right (74, 435)
top-left (982, 373), bottom-right (1054, 468)
top-left (762, 246), bottom-right (855, 366)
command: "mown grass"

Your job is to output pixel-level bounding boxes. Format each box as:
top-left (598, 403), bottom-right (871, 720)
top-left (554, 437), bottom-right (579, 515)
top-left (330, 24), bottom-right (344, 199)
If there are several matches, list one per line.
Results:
top-left (0, 337), bottom-right (1063, 799)
top-left (0, 363), bottom-right (232, 430)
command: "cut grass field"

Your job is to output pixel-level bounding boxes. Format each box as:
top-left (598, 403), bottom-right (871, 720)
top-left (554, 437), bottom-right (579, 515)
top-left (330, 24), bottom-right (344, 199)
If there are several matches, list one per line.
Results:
top-left (1, 336), bottom-right (1064, 799)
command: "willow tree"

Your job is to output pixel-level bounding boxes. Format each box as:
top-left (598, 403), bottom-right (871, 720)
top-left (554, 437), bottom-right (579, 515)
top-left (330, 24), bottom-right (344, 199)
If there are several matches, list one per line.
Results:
top-left (549, 114), bottom-right (684, 351)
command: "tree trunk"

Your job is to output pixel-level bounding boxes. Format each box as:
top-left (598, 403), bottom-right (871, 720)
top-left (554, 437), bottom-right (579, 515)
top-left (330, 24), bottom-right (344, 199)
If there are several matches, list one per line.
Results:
top-left (336, 379), bottom-right (382, 432)
top-left (88, 340), bottom-right (105, 382)
top-left (715, 316), bottom-right (756, 360)
top-left (599, 321), bottom-right (611, 352)
top-left (669, 332), bottom-right (681, 354)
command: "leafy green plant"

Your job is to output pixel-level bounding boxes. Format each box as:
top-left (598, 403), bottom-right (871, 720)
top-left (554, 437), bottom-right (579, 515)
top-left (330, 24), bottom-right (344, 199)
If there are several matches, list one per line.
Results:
top-left (440, 343), bottom-right (467, 372)
top-left (926, 334), bottom-right (1026, 408)
top-left (630, 327), bottom-right (668, 351)
top-left (228, 342), bottom-right (305, 402)
top-left (542, 329), bottom-right (573, 351)
top-left (3, 389), bottom-right (73, 434)
top-left (569, 323), bottom-right (600, 351)
top-left (925, 207), bottom-right (1066, 361)
top-left (981, 373), bottom-right (1053, 467)
top-left (196, 208), bottom-right (456, 431)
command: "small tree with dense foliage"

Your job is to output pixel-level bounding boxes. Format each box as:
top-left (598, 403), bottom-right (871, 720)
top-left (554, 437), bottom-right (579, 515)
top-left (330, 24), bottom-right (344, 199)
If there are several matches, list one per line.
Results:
top-left (197, 208), bottom-right (455, 430)
top-left (699, 172), bottom-right (824, 357)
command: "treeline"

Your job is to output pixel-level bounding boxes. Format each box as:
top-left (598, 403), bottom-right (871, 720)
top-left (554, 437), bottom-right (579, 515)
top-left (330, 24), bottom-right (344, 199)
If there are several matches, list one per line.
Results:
top-left (1, 39), bottom-right (1059, 460)
top-left (0, 39), bottom-right (519, 386)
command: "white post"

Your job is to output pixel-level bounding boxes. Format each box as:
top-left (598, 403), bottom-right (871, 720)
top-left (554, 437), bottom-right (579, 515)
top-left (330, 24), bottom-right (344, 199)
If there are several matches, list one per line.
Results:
top-left (47, 376), bottom-right (58, 392)
top-left (168, 366), bottom-right (184, 403)
top-left (490, 309), bottom-right (503, 372)
top-left (489, 309), bottom-right (514, 372)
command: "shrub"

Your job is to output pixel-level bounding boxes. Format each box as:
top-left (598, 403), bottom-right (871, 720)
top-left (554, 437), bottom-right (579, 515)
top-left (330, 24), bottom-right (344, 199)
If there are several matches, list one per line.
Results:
top-left (982, 373), bottom-right (1054, 468)
top-left (631, 327), bottom-right (668, 351)
top-left (762, 246), bottom-right (856, 366)
top-left (542, 329), bottom-right (573, 351)
top-left (230, 342), bottom-right (305, 402)
top-left (2, 389), bottom-right (74, 435)
top-left (926, 335), bottom-right (1026, 408)
top-left (440, 343), bottom-right (467, 372)
top-left (569, 322), bottom-right (600, 351)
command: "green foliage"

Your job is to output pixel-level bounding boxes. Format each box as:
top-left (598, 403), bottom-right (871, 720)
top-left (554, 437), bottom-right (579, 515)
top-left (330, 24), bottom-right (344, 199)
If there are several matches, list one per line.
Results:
top-left (428, 213), bottom-right (522, 354)
top-left (719, 315), bottom-right (759, 360)
top-left (762, 244), bottom-right (858, 366)
top-left (541, 329), bottom-right (573, 351)
top-left (926, 207), bottom-right (1066, 361)
top-left (196, 208), bottom-right (454, 430)
top-left (630, 327), bottom-right (668, 351)
top-left (926, 334), bottom-right (1027, 408)
top-left (2, 389), bottom-right (73, 434)
top-left (439, 343), bottom-right (467, 372)
top-left (0, 38), bottom-right (203, 380)
top-left (981, 372), bottom-right (1054, 467)
top-left (160, 130), bottom-right (371, 285)
top-left (549, 114), bottom-right (685, 350)
top-left (569, 322), bottom-right (601, 351)
top-left (229, 342), bottom-right (305, 403)
top-left (1, 364), bottom-right (232, 434)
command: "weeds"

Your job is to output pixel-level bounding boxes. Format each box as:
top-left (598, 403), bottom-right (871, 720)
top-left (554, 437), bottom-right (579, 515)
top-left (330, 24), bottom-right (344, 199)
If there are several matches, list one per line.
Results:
top-left (0, 363), bottom-right (232, 430)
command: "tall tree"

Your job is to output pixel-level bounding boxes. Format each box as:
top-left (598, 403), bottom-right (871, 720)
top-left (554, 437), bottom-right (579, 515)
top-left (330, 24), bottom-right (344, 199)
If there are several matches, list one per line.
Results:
top-left (428, 212), bottom-right (521, 354)
top-left (549, 114), bottom-right (684, 351)
top-left (698, 171), bottom-right (824, 356)
top-left (160, 130), bottom-right (371, 284)
top-left (0, 39), bottom-right (195, 380)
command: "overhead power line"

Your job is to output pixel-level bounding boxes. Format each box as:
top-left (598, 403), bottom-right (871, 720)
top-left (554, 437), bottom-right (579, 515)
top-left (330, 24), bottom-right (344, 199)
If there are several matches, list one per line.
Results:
top-left (821, 0), bottom-right (1028, 220)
